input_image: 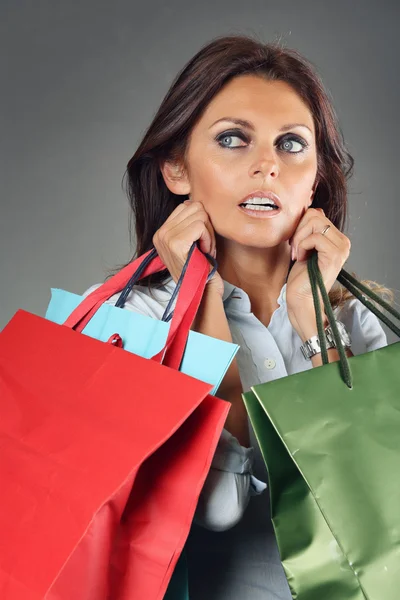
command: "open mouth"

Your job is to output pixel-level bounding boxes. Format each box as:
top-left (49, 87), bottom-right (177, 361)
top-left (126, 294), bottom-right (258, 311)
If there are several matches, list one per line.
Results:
top-left (239, 199), bottom-right (281, 215)
top-left (239, 202), bottom-right (280, 212)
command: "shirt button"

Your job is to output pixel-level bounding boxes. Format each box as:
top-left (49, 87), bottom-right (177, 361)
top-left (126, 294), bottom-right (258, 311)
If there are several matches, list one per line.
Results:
top-left (264, 358), bottom-right (276, 370)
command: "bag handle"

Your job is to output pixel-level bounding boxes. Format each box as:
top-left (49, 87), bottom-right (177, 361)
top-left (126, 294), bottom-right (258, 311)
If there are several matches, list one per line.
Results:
top-left (63, 250), bottom-right (166, 332)
top-left (150, 243), bottom-right (214, 369)
top-left (162, 250), bottom-right (217, 323)
top-left (114, 243), bottom-right (217, 369)
top-left (337, 269), bottom-right (400, 336)
top-left (63, 243), bottom-right (212, 369)
top-left (307, 250), bottom-right (400, 388)
top-left (115, 244), bottom-right (217, 322)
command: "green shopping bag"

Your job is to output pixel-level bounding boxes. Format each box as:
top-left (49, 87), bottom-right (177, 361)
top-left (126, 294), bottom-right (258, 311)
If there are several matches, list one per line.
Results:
top-left (243, 251), bottom-right (400, 600)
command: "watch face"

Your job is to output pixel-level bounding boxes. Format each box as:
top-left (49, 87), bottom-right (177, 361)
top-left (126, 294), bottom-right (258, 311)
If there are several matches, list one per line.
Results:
top-left (336, 321), bottom-right (351, 346)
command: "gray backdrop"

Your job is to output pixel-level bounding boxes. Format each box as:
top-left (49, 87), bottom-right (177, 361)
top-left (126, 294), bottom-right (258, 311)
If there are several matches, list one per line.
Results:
top-left (1, 0), bottom-right (399, 343)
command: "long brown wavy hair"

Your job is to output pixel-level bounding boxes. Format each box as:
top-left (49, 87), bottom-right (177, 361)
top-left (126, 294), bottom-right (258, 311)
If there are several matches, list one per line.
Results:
top-left (116, 34), bottom-right (393, 309)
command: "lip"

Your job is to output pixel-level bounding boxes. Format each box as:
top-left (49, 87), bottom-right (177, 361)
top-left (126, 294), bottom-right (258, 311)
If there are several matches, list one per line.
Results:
top-left (238, 189), bottom-right (282, 218)
top-left (239, 189), bottom-right (282, 209)
top-left (238, 205), bottom-right (281, 219)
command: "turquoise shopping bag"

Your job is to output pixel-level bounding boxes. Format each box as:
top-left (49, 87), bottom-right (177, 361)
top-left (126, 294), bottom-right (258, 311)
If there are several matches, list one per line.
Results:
top-left (45, 247), bottom-right (237, 395)
top-left (46, 287), bottom-right (236, 396)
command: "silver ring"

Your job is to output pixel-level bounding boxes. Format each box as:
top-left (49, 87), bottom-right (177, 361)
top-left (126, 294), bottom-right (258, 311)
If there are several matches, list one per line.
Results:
top-left (321, 225), bottom-right (331, 236)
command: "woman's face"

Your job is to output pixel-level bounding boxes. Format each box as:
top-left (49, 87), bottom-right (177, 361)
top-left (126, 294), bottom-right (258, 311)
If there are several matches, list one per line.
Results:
top-left (174, 75), bottom-right (318, 249)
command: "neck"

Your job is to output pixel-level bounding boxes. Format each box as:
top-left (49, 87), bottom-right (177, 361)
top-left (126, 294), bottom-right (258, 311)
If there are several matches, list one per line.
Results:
top-left (216, 236), bottom-right (292, 327)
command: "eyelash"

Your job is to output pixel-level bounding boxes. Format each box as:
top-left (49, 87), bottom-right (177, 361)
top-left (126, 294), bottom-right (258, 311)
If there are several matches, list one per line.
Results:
top-left (215, 129), bottom-right (308, 154)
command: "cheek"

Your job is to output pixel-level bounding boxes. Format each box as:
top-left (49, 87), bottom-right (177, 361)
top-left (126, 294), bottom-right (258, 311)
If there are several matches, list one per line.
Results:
top-left (190, 158), bottom-right (238, 212)
top-left (286, 164), bottom-right (317, 210)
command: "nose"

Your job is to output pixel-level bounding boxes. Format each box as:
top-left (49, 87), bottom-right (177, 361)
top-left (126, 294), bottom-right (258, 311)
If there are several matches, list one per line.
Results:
top-left (249, 150), bottom-right (279, 179)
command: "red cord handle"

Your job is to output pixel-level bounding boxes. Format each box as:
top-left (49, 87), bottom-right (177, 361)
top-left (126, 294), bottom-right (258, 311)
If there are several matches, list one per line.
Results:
top-left (63, 246), bottom-right (210, 368)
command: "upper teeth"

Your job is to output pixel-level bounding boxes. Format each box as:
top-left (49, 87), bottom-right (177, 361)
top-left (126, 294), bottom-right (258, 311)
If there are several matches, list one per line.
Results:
top-left (243, 197), bottom-right (277, 206)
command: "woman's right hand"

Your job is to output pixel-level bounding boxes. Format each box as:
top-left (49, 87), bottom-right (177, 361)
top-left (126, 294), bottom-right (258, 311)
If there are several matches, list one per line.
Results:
top-left (152, 199), bottom-right (224, 297)
top-left (154, 200), bottom-right (247, 442)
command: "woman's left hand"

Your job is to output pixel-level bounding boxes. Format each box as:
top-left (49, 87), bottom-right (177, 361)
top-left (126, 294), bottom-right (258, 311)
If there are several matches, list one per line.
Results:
top-left (286, 207), bottom-right (351, 341)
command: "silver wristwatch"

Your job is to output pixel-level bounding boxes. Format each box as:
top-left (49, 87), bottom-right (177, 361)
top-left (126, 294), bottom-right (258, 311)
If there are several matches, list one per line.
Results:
top-left (300, 320), bottom-right (352, 360)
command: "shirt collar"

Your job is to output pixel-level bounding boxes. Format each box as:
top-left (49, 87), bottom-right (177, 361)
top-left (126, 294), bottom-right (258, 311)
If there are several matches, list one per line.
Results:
top-left (222, 279), bottom-right (237, 303)
top-left (222, 279), bottom-right (287, 310)
top-left (165, 276), bottom-right (287, 310)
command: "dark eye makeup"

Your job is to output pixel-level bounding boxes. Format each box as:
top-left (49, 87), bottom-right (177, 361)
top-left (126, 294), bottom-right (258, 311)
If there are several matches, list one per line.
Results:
top-left (215, 129), bottom-right (308, 154)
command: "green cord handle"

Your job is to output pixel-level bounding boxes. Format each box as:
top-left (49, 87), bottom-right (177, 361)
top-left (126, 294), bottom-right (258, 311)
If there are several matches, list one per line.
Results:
top-left (307, 253), bottom-right (329, 364)
top-left (307, 250), bottom-right (400, 389)
top-left (337, 270), bottom-right (400, 337)
top-left (308, 253), bottom-right (353, 388)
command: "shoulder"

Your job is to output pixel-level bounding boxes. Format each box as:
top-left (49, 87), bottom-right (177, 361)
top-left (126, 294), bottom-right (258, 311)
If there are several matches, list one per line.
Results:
top-left (335, 296), bottom-right (388, 355)
top-left (82, 277), bottom-right (177, 320)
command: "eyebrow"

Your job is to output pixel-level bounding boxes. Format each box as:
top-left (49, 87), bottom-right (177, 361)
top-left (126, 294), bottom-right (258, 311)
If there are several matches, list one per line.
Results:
top-left (209, 117), bottom-right (313, 134)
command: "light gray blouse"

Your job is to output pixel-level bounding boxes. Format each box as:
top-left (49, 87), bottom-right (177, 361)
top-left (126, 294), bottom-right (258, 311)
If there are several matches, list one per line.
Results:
top-left (84, 276), bottom-right (387, 600)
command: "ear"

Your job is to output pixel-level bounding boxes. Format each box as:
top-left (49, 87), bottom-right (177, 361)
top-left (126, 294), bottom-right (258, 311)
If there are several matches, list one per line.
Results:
top-left (159, 159), bottom-right (191, 196)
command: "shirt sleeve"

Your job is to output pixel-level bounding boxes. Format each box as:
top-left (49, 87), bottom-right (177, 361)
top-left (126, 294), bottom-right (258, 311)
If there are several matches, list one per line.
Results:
top-left (82, 282), bottom-right (170, 320)
top-left (193, 429), bottom-right (267, 533)
top-left (335, 296), bottom-right (388, 355)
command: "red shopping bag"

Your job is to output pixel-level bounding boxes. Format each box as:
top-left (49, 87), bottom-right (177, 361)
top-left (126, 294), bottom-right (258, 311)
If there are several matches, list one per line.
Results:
top-left (0, 246), bottom-right (230, 599)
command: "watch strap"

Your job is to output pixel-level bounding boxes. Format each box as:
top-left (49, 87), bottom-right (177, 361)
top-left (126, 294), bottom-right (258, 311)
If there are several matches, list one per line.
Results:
top-left (300, 333), bottom-right (335, 360)
top-left (300, 320), bottom-right (351, 360)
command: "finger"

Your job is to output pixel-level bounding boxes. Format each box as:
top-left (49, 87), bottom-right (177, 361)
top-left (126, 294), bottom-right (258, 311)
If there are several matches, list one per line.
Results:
top-left (156, 200), bottom-right (216, 258)
top-left (296, 231), bottom-right (349, 269)
top-left (170, 200), bottom-right (191, 218)
top-left (183, 201), bottom-right (216, 255)
top-left (293, 207), bottom-right (322, 229)
top-left (164, 200), bottom-right (204, 228)
top-left (165, 211), bottom-right (213, 255)
top-left (177, 208), bottom-right (216, 256)
top-left (296, 233), bottom-right (350, 295)
top-left (165, 206), bottom-right (209, 235)
top-left (182, 219), bottom-right (213, 255)
top-left (292, 208), bottom-right (329, 238)
top-left (288, 208), bottom-right (320, 251)
top-left (292, 217), bottom-right (342, 260)
top-left (161, 204), bottom-right (208, 242)
top-left (203, 219), bottom-right (217, 256)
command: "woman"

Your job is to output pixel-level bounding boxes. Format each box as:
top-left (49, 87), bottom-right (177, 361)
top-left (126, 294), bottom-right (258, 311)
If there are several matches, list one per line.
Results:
top-left (85, 35), bottom-right (388, 599)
